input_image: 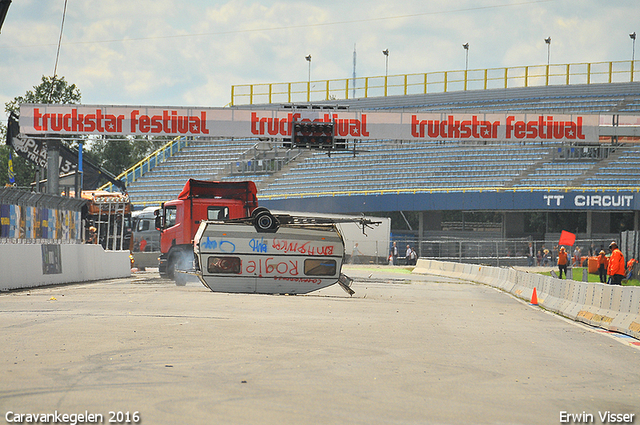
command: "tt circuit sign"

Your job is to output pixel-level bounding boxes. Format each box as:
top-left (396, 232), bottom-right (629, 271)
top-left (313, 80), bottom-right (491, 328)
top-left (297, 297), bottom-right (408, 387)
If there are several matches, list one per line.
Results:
top-left (542, 193), bottom-right (636, 209)
top-left (19, 104), bottom-right (600, 143)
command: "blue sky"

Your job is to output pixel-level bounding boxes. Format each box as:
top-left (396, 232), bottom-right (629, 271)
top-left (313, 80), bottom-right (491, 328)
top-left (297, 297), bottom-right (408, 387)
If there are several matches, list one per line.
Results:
top-left (1, 0), bottom-right (638, 117)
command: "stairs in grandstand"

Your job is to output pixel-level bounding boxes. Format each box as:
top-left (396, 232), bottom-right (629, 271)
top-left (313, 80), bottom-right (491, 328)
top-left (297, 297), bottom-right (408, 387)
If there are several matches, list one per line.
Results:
top-left (575, 148), bottom-right (636, 188)
top-left (125, 138), bottom-right (312, 207)
top-left (506, 150), bottom-right (556, 188)
top-left (126, 138), bottom-right (259, 206)
top-left (252, 150), bottom-right (314, 192)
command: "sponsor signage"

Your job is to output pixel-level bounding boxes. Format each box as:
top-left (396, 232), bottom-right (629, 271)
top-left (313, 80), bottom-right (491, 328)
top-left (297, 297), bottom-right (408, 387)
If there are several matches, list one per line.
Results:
top-left (541, 193), bottom-right (636, 209)
top-left (19, 104), bottom-right (600, 143)
top-left (262, 191), bottom-right (639, 214)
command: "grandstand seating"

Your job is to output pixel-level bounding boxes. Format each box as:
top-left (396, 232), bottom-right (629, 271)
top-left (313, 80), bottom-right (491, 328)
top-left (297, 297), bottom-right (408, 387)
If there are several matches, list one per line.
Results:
top-left (125, 82), bottom-right (640, 207)
top-left (126, 138), bottom-right (263, 205)
top-left (583, 149), bottom-right (640, 187)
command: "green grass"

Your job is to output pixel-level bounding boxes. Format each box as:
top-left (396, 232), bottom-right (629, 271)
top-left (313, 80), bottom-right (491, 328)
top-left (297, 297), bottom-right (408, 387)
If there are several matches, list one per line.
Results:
top-left (538, 268), bottom-right (640, 286)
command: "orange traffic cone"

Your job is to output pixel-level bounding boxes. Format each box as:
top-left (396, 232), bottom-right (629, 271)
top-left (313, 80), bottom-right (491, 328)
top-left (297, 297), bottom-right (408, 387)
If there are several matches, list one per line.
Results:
top-left (530, 287), bottom-right (538, 305)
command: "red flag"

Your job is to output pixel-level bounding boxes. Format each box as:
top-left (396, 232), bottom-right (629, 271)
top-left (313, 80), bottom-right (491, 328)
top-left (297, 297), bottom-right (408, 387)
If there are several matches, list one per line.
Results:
top-left (558, 230), bottom-right (576, 247)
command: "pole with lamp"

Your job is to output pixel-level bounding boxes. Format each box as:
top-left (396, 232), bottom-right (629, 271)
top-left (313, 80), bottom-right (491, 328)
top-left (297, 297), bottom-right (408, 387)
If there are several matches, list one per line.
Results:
top-left (382, 49), bottom-right (389, 96)
top-left (462, 43), bottom-right (469, 90)
top-left (631, 32), bottom-right (636, 82)
top-left (305, 54), bottom-right (312, 102)
top-left (545, 37), bottom-right (551, 85)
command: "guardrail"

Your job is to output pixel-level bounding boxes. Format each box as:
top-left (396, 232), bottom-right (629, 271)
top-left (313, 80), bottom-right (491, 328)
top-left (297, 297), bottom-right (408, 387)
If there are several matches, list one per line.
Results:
top-left (231, 59), bottom-right (638, 106)
top-left (98, 136), bottom-right (189, 192)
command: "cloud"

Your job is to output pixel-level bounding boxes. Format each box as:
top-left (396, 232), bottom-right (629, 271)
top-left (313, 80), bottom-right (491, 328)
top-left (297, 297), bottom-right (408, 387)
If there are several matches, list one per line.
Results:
top-left (1, 0), bottom-right (638, 115)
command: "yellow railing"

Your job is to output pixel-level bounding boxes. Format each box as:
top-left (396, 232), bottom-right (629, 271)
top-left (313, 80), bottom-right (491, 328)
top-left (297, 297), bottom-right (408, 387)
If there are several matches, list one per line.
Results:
top-left (98, 136), bottom-right (189, 192)
top-left (259, 185), bottom-right (640, 200)
top-left (231, 59), bottom-right (638, 106)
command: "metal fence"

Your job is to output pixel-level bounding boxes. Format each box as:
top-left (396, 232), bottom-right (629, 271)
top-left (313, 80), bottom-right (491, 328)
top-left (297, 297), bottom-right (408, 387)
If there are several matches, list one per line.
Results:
top-left (621, 230), bottom-right (640, 264)
top-left (385, 236), bottom-right (617, 267)
top-left (231, 59), bottom-right (638, 106)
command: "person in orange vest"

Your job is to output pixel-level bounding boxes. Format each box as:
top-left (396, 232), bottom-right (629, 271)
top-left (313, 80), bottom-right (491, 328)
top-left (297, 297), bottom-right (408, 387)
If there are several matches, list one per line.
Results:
top-left (607, 241), bottom-right (625, 285)
top-left (597, 250), bottom-right (607, 283)
top-left (626, 258), bottom-right (638, 280)
top-left (557, 246), bottom-right (569, 279)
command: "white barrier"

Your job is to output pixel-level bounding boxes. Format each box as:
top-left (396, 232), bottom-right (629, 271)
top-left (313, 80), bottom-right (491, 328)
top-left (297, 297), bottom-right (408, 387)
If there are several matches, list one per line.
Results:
top-left (414, 259), bottom-right (640, 340)
top-left (0, 243), bottom-right (131, 291)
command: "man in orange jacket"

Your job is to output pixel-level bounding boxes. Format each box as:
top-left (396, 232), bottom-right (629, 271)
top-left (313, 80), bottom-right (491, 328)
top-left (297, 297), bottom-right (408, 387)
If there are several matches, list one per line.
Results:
top-left (607, 241), bottom-right (625, 285)
top-left (557, 246), bottom-right (569, 279)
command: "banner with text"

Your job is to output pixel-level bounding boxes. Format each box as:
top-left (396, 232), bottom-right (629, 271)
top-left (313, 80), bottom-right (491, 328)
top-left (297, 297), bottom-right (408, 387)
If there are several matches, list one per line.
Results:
top-left (19, 104), bottom-right (600, 143)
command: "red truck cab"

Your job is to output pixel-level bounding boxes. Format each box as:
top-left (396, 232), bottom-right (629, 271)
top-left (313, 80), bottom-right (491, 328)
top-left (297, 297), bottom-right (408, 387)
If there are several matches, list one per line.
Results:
top-left (157, 179), bottom-right (258, 281)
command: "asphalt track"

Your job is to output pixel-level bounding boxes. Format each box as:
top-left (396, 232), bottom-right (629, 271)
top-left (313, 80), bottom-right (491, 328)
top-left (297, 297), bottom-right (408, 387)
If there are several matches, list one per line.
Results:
top-left (1, 265), bottom-right (639, 425)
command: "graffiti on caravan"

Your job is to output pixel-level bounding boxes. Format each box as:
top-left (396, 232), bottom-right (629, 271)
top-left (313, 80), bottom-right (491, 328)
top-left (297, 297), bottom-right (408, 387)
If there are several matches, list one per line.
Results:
top-left (543, 194), bottom-right (636, 209)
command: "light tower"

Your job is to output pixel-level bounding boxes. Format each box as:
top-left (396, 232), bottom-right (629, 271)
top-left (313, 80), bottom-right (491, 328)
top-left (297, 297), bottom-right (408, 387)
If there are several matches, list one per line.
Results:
top-left (305, 54), bottom-right (312, 101)
top-left (382, 49), bottom-right (389, 96)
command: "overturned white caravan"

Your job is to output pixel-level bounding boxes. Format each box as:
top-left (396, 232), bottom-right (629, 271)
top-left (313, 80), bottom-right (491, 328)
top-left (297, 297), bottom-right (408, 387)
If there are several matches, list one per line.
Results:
top-left (192, 208), bottom-right (379, 295)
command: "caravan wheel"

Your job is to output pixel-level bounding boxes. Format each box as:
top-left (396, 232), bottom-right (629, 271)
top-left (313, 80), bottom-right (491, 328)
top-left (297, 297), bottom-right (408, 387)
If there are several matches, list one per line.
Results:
top-left (253, 210), bottom-right (279, 233)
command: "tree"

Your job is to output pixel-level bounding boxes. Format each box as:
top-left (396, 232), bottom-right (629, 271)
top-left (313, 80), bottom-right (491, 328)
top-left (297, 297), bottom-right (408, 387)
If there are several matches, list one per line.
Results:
top-left (87, 136), bottom-right (166, 177)
top-left (5, 75), bottom-right (81, 116)
top-left (3, 75), bottom-right (166, 187)
top-left (1, 75), bottom-right (82, 187)
top-left (0, 142), bottom-right (35, 188)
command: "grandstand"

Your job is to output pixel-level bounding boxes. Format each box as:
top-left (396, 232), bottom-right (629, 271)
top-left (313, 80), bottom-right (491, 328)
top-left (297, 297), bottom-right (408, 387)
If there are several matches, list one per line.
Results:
top-left (123, 81), bottom-right (640, 206)
top-left (111, 64), bottom-right (640, 262)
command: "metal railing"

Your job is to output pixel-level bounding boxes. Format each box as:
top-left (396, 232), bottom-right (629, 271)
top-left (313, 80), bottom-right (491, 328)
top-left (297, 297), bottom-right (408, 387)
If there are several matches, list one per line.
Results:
top-left (98, 136), bottom-right (189, 192)
top-left (385, 237), bottom-right (615, 268)
top-left (259, 185), bottom-right (640, 201)
top-left (226, 143), bottom-right (306, 176)
top-left (89, 197), bottom-right (130, 251)
top-left (231, 59), bottom-right (638, 106)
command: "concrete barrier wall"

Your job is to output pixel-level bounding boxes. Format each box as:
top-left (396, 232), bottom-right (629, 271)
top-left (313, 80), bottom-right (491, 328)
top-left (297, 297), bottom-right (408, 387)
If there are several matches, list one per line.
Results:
top-left (0, 243), bottom-right (131, 291)
top-left (132, 251), bottom-right (161, 269)
top-left (414, 259), bottom-right (640, 340)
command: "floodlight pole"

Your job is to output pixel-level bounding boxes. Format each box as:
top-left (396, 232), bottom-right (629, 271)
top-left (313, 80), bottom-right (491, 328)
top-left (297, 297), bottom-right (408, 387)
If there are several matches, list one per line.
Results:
top-left (383, 49), bottom-right (389, 96)
top-left (305, 54), bottom-right (312, 102)
top-left (545, 37), bottom-right (551, 85)
top-left (545, 37), bottom-right (551, 66)
top-left (463, 43), bottom-right (469, 90)
top-left (631, 32), bottom-right (636, 82)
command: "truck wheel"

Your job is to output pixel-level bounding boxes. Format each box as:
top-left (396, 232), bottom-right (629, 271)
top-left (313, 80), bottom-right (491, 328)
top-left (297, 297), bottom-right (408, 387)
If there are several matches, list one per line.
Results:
top-left (166, 257), bottom-right (176, 280)
top-left (168, 258), bottom-right (188, 286)
top-left (174, 272), bottom-right (187, 286)
top-left (254, 210), bottom-right (279, 233)
top-left (169, 252), bottom-right (192, 286)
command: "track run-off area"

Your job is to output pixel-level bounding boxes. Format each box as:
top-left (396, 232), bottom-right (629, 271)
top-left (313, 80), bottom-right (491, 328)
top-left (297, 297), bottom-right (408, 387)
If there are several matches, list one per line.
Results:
top-left (0, 265), bottom-right (639, 425)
